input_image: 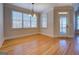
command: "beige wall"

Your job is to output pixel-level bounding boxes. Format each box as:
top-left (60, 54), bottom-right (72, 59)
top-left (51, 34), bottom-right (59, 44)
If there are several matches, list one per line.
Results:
top-left (40, 6), bottom-right (74, 38)
top-left (4, 4), bottom-right (74, 39)
top-left (0, 3), bottom-right (4, 47)
top-left (40, 9), bottom-right (54, 37)
top-left (54, 6), bottom-right (74, 38)
top-left (4, 4), bottom-right (40, 39)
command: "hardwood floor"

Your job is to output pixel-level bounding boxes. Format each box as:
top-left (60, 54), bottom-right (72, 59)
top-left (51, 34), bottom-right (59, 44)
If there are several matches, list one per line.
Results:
top-left (0, 34), bottom-right (79, 55)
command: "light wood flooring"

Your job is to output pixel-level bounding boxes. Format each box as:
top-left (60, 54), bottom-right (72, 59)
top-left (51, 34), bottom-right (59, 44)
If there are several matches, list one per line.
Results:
top-left (0, 34), bottom-right (79, 55)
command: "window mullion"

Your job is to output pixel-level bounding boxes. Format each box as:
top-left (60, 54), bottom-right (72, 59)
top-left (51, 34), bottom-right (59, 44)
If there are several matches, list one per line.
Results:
top-left (30, 16), bottom-right (31, 28)
top-left (22, 12), bottom-right (23, 28)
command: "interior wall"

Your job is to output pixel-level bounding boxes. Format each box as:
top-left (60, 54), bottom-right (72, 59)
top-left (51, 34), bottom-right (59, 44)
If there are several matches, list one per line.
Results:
top-left (40, 6), bottom-right (74, 38)
top-left (40, 9), bottom-right (54, 37)
top-left (54, 6), bottom-right (74, 38)
top-left (4, 4), bottom-right (75, 40)
top-left (0, 3), bottom-right (4, 47)
top-left (4, 4), bottom-right (40, 39)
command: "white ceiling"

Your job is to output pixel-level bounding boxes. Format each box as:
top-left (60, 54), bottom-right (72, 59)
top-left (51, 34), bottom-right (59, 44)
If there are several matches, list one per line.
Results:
top-left (10, 3), bottom-right (73, 13)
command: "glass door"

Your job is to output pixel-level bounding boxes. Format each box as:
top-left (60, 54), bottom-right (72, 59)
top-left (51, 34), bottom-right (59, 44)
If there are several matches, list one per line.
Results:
top-left (76, 15), bottom-right (79, 30)
top-left (60, 15), bottom-right (67, 35)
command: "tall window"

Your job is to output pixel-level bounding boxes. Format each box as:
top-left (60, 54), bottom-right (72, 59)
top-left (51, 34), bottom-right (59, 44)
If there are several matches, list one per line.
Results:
top-left (31, 15), bottom-right (37, 28)
top-left (77, 16), bottom-right (79, 30)
top-left (23, 13), bottom-right (30, 28)
top-left (12, 10), bottom-right (37, 28)
top-left (60, 15), bottom-right (67, 34)
top-left (41, 14), bottom-right (47, 28)
top-left (12, 11), bottom-right (22, 28)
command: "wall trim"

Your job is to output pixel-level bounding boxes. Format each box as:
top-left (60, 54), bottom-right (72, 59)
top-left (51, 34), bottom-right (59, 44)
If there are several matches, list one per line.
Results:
top-left (4, 33), bottom-right (39, 40)
top-left (41, 33), bottom-right (74, 39)
top-left (53, 36), bottom-right (74, 39)
top-left (4, 32), bottom-right (74, 40)
top-left (41, 33), bottom-right (54, 38)
top-left (53, 35), bottom-right (74, 38)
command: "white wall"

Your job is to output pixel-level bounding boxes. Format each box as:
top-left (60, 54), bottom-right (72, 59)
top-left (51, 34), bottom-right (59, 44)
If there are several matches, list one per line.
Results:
top-left (0, 3), bottom-right (4, 48)
top-left (40, 8), bottom-right (54, 37)
top-left (40, 6), bottom-right (74, 38)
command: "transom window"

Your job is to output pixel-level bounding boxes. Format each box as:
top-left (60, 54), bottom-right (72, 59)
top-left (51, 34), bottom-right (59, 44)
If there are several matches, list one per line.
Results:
top-left (12, 10), bottom-right (37, 28)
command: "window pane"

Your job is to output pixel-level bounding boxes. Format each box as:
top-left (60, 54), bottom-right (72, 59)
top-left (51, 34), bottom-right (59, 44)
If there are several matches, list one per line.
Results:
top-left (31, 15), bottom-right (37, 28)
top-left (60, 15), bottom-right (67, 34)
top-left (23, 13), bottom-right (30, 28)
top-left (41, 14), bottom-right (47, 28)
top-left (12, 11), bottom-right (22, 28)
top-left (77, 16), bottom-right (79, 29)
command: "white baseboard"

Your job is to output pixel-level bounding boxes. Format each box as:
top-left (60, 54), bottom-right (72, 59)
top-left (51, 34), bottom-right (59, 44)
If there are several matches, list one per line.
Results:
top-left (41, 33), bottom-right (54, 38)
top-left (53, 35), bottom-right (74, 38)
top-left (41, 33), bottom-right (74, 38)
top-left (4, 32), bottom-right (74, 40)
top-left (5, 33), bottom-right (39, 40)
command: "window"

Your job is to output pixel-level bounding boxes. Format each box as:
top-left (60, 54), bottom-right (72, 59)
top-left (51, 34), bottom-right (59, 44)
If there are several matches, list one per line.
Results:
top-left (23, 13), bottom-right (30, 28)
top-left (58, 12), bottom-right (68, 14)
top-left (12, 11), bottom-right (22, 28)
top-left (31, 15), bottom-right (37, 28)
top-left (12, 10), bottom-right (37, 28)
top-left (77, 16), bottom-right (79, 30)
top-left (60, 15), bottom-right (67, 34)
top-left (41, 14), bottom-right (47, 28)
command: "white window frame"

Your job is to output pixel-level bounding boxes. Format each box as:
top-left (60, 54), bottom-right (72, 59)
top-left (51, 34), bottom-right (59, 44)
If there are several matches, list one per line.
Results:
top-left (12, 10), bottom-right (38, 29)
top-left (60, 15), bottom-right (67, 34)
top-left (30, 15), bottom-right (37, 28)
top-left (23, 13), bottom-right (31, 28)
top-left (41, 13), bottom-right (48, 28)
top-left (12, 10), bottom-right (22, 29)
top-left (77, 15), bottom-right (79, 30)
